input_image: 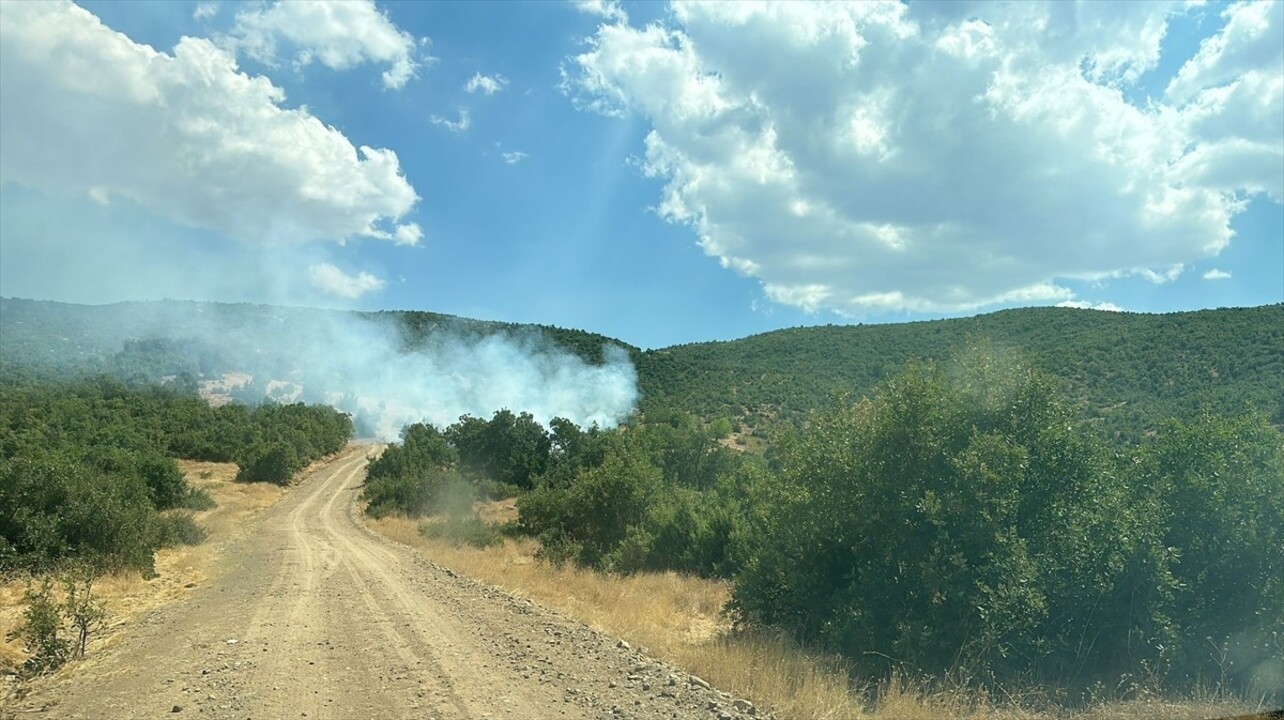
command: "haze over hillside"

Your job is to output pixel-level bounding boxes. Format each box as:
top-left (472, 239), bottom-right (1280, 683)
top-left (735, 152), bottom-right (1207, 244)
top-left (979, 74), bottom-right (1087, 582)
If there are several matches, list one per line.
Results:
top-left (3, 297), bottom-right (1280, 442)
top-left (0, 298), bottom-right (638, 440)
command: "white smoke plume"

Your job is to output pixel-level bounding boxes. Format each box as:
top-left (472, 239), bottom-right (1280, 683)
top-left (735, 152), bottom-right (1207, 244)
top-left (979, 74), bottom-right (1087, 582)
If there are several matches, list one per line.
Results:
top-left (197, 307), bottom-right (639, 440)
top-left (0, 299), bottom-right (640, 441)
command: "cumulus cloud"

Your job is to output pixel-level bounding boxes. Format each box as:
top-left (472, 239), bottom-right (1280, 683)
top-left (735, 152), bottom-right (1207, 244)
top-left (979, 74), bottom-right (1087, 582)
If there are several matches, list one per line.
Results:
top-left (394, 222), bottom-right (423, 246)
top-left (573, 0), bottom-right (628, 24)
top-left (193, 2), bottom-right (219, 21)
top-left (229, 0), bottom-right (423, 90)
top-left (465, 72), bottom-right (508, 95)
top-left (563, 1), bottom-right (1283, 315)
top-left (1165, 1), bottom-right (1284, 202)
top-left (1203, 268), bottom-right (1233, 280)
top-left (502, 151), bottom-right (530, 165)
top-left (0, 1), bottom-right (420, 247)
top-left (308, 262), bottom-right (386, 299)
top-left (431, 109), bottom-right (471, 132)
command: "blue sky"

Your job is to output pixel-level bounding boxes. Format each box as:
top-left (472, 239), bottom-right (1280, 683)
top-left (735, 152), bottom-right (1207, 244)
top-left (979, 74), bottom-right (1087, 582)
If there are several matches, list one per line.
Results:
top-left (1, 0), bottom-right (1281, 350)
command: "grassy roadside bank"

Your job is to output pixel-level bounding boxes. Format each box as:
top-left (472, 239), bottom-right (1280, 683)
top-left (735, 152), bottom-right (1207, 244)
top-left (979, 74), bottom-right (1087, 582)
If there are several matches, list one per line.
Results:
top-left (366, 505), bottom-right (1267, 720)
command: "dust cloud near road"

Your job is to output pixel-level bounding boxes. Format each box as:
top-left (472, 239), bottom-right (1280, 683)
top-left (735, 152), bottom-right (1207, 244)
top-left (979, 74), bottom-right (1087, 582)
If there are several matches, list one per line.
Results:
top-left (7, 451), bottom-right (754, 720)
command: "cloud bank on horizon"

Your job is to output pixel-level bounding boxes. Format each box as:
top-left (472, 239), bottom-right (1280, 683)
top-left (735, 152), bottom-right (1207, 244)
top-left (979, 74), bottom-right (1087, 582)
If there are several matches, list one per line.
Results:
top-left (567, 0), bottom-right (1283, 315)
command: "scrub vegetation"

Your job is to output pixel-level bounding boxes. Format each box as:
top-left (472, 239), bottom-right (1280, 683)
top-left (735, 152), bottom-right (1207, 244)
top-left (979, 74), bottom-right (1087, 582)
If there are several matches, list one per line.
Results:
top-left (364, 348), bottom-right (1283, 708)
top-left (1, 299), bottom-right (1280, 711)
top-left (0, 374), bottom-right (352, 576)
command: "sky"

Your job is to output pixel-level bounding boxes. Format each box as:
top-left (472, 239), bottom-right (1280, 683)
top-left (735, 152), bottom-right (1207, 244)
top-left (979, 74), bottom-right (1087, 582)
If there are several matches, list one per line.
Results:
top-left (0, 0), bottom-right (1281, 350)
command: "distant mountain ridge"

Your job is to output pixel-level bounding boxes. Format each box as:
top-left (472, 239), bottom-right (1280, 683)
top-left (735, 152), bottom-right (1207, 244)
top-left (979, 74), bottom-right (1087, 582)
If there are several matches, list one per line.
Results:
top-left (3, 297), bottom-right (1280, 441)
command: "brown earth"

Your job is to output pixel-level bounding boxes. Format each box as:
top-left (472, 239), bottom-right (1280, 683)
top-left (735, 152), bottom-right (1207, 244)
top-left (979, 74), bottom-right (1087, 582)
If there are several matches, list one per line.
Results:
top-left (2, 451), bottom-right (760, 720)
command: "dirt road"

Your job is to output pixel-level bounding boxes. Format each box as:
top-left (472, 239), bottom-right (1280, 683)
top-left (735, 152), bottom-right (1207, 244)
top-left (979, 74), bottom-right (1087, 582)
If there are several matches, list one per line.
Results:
top-left (7, 451), bottom-right (754, 720)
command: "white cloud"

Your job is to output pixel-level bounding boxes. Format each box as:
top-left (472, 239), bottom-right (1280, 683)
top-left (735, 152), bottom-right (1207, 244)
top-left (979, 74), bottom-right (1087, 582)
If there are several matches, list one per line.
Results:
top-left (193, 2), bottom-right (219, 21)
top-left (394, 222), bottom-right (423, 246)
top-left (564, 1), bottom-right (1282, 316)
top-left (573, 0), bottom-right (628, 24)
top-left (0, 1), bottom-right (420, 246)
top-left (1203, 268), bottom-right (1233, 280)
top-left (308, 262), bottom-right (386, 299)
top-left (502, 151), bottom-right (529, 164)
top-left (1165, 1), bottom-right (1284, 202)
top-left (430, 109), bottom-right (471, 132)
top-left (1057, 300), bottom-right (1125, 312)
top-left (229, 0), bottom-right (423, 90)
top-left (465, 72), bottom-right (507, 95)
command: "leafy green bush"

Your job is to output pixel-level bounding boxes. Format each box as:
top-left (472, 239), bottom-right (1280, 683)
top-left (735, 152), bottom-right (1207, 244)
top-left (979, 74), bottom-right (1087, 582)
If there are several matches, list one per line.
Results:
top-left (1140, 411), bottom-right (1284, 694)
top-left (179, 486), bottom-right (217, 511)
top-left (235, 441), bottom-right (301, 485)
top-left (157, 511), bottom-right (209, 547)
top-left (19, 578), bottom-right (70, 676)
top-left (62, 569), bottom-right (106, 659)
top-left (0, 455), bottom-right (160, 574)
top-left (728, 356), bottom-right (1284, 698)
top-left (362, 423), bottom-right (460, 517)
top-left (519, 438), bottom-right (662, 569)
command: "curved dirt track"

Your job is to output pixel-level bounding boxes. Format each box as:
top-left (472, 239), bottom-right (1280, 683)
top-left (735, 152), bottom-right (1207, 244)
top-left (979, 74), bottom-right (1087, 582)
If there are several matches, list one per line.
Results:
top-left (8, 450), bottom-right (754, 720)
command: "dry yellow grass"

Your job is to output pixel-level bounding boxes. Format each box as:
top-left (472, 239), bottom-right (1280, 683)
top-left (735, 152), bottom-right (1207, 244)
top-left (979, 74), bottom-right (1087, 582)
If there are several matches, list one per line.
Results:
top-left (367, 503), bottom-right (1266, 720)
top-left (367, 513), bottom-right (892, 719)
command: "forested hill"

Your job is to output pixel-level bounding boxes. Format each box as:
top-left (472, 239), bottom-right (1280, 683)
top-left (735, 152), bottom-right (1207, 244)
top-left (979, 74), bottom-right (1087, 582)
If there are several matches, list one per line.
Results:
top-left (2, 298), bottom-right (1280, 441)
top-left (635, 304), bottom-right (1284, 441)
top-left (0, 298), bottom-right (629, 376)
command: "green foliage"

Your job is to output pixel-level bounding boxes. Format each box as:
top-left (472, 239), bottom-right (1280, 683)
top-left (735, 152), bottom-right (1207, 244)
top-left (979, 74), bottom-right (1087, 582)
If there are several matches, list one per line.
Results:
top-left (1140, 411), bottom-right (1284, 692)
top-left (19, 578), bottom-right (69, 676)
top-left (16, 570), bottom-right (107, 676)
top-left (0, 454), bottom-right (161, 574)
top-left (515, 416), bottom-right (753, 577)
top-left (635, 305), bottom-right (1284, 443)
top-left (448, 410), bottom-right (551, 491)
top-left (180, 486), bottom-right (216, 511)
top-left (62, 569), bottom-right (106, 659)
top-left (362, 423), bottom-right (460, 518)
top-left (235, 441), bottom-right (301, 485)
top-left (728, 355), bottom-right (1284, 698)
top-left (157, 510), bottom-right (209, 547)
top-left (0, 374), bottom-right (350, 572)
top-left (420, 516), bottom-right (504, 548)
top-left (520, 437), bottom-right (663, 568)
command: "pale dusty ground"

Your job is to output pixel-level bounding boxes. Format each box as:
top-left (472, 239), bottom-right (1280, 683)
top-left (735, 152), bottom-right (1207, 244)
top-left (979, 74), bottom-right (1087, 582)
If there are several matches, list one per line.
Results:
top-left (2, 451), bottom-right (758, 720)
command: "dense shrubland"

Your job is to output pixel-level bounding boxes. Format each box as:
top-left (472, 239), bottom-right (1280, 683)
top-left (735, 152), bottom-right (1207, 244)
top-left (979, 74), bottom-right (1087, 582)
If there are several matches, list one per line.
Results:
top-left (731, 357), bottom-right (1282, 699)
top-left (366, 351), bottom-right (1283, 702)
top-left (635, 304), bottom-right (1284, 443)
top-left (2, 298), bottom-right (1279, 700)
top-left (0, 375), bottom-right (352, 574)
top-left (5, 299), bottom-right (1280, 445)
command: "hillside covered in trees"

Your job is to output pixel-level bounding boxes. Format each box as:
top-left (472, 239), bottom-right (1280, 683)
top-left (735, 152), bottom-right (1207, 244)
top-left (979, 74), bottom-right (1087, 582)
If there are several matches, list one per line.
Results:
top-left (3, 297), bottom-right (1281, 702)
top-left (634, 304), bottom-right (1284, 442)
top-left (2, 298), bottom-right (1281, 441)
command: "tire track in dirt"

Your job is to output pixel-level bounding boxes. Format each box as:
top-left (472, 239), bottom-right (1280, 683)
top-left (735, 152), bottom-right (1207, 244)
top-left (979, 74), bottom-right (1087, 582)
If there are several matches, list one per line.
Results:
top-left (5, 450), bottom-right (764, 720)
